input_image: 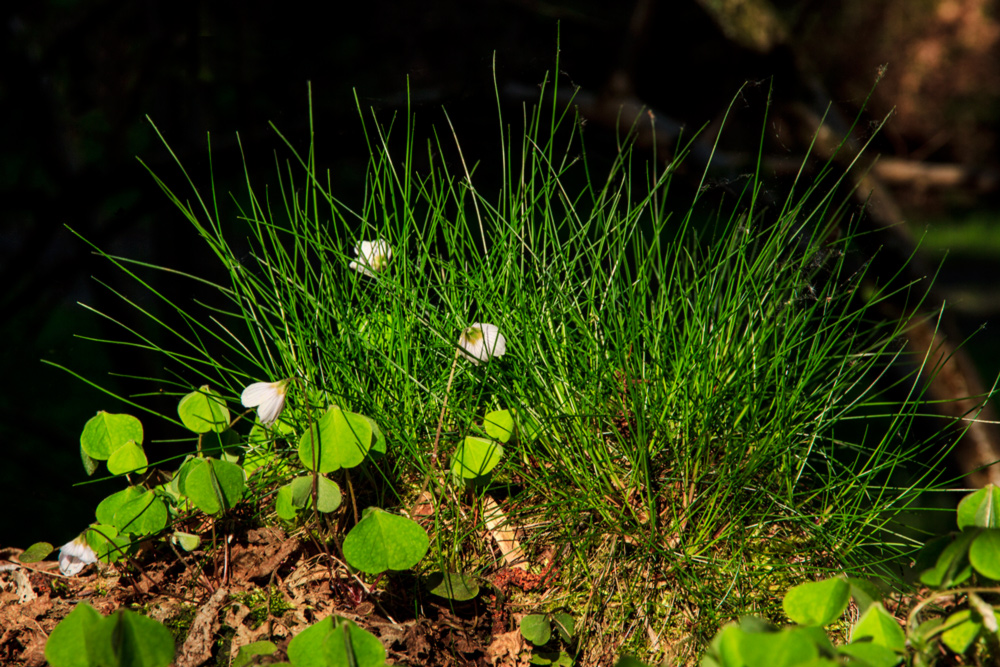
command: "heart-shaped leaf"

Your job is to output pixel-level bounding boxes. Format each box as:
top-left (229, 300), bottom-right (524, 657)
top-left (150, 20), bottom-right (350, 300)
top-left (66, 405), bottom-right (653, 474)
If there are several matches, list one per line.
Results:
top-left (113, 490), bottom-right (167, 536)
top-left (80, 412), bottom-right (143, 460)
top-left (451, 436), bottom-right (504, 478)
top-left (425, 572), bottom-right (480, 601)
top-left (520, 614), bottom-right (552, 646)
top-left (298, 406), bottom-right (373, 472)
top-left (287, 615), bottom-right (385, 667)
top-left (970, 529), bottom-right (1000, 580)
top-left (107, 440), bottom-right (149, 476)
top-left (851, 603), bottom-right (905, 652)
top-left (44, 603), bottom-right (106, 667)
top-left (739, 627), bottom-right (818, 667)
top-left (96, 486), bottom-right (147, 526)
top-left (484, 409), bottom-right (515, 443)
top-left (342, 507), bottom-right (429, 573)
top-left (289, 475), bottom-right (343, 513)
top-left (958, 485), bottom-right (1000, 529)
top-left (178, 385), bottom-right (231, 433)
top-left (178, 457), bottom-right (246, 515)
top-left (783, 577), bottom-right (850, 626)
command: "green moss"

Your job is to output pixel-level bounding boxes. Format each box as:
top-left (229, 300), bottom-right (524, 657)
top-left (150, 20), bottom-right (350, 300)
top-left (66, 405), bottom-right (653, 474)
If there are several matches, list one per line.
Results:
top-left (230, 586), bottom-right (293, 630)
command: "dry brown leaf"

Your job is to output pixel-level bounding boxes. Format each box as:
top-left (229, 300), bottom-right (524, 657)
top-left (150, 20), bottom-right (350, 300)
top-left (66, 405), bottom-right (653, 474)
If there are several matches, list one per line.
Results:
top-left (485, 629), bottom-right (530, 667)
top-left (176, 586), bottom-right (229, 667)
top-left (483, 496), bottom-right (527, 570)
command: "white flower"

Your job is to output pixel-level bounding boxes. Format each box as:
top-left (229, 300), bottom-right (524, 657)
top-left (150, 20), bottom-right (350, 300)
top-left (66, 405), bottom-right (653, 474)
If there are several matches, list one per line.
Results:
top-left (241, 379), bottom-right (289, 425)
top-left (349, 239), bottom-right (392, 277)
top-left (458, 323), bottom-right (507, 365)
top-left (59, 535), bottom-right (97, 576)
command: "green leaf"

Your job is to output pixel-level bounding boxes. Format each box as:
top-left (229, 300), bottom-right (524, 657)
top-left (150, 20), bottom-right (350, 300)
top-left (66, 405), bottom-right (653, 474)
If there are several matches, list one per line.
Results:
top-left (80, 412), bottom-right (143, 460)
top-left (703, 623), bottom-right (744, 667)
top-left (96, 608), bottom-right (176, 667)
top-left (969, 529), bottom-right (1000, 579)
top-left (287, 616), bottom-right (385, 667)
top-left (739, 627), bottom-right (817, 667)
top-left (367, 417), bottom-right (386, 456)
top-left (85, 524), bottom-right (130, 564)
top-left (425, 572), bottom-right (480, 601)
top-left (107, 440), bottom-right (149, 476)
top-left (289, 475), bottom-right (342, 513)
top-left (171, 532), bottom-right (201, 551)
top-left (520, 614), bottom-right (552, 645)
top-left (782, 577), bottom-right (850, 626)
top-left (484, 409), bottom-right (515, 443)
top-left (342, 508), bottom-right (429, 573)
top-left (847, 577), bottom-right (882, 615)
top-left (113, 491), bottom-right (167, 536)
top-left (919, 530), bottom-right (977, 588)
top-left (19, 542), bottom-right (54, 563)
top-left (552, 612), bottom-right (575, 643)
top-left (451, 436), bottom-right (504, 478)
top-left (957, 485), bottom-right (1000, 529)
top-left (178, 457), bottom-right (246, 515)
top-left (298, 406), bottom-right (373, 473)
top-left (178, 385), bottom-right (231, 433)
top-left (44, 603), bottom-right (106, 667)
top-left (839, 642), bottom-right (901, 667)
top-left (232, 641), bottom-right (277, 667)
top-left (851, 603), bottom-right (905, 652)
top-left (940, 609), bottom-right (982, 654)
top-left (96, 486), bottom-right (147, 526)
top-left (275, 484), bottom-right (298, 521)
top-left (323, 617), bottom-right (386, 666)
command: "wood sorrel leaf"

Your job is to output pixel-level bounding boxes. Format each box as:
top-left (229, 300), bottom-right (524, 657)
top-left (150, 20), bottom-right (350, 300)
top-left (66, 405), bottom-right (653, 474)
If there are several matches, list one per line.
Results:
top-left (342, 507), bottom-right (429, 573)
top-left (520, 614), bottom-right (552, 645)
top-left (96, 486), bottom-right (147, 526)
top-left (940, 609), bottom-right (981, 655)
top-left (920, 529), bottom-right (977, 588)
top-left (44, 602), bottom-right (105, 667)
top-left (484, 409), bottom-right (515, 443)
top-left (851, 603), bottom-right (905, 652)
top-left (80, 412), bottom-right (143, 460)
top-left (739, 627), bottom-right (818, 667)
top-left (425, 571), bottom-right (480, 601)
top-left (451, 436), bottom-right (504, 478)
top-left (838, 642), bottom-right (900, 667)
top-left (113, 490), bottom-right (167, 536)
top-left (969, 529), bottom-right (1000, 580)
top-left (178, 385), bottom-right (231, 433)
top-left (106, 440), bottom-right (149, 476)
top-left (958, 485), bottom-right (1000, 529)
top-left (232, 641), bottom-right (277, 667)
top-left (782, 577), bottom-right (850, 626)
top-left (96, 608), bottom-right (175, 667)
top-left (178, 457), bottom-right (246, 515)
top-left (298, 406), bottom-right (373, 472)
top-left (85, 524), bottom-right (129, 564)
top-left (287, 615), bottom-right (385, 667)
top-left (289, 474), bottom-right (343, 513)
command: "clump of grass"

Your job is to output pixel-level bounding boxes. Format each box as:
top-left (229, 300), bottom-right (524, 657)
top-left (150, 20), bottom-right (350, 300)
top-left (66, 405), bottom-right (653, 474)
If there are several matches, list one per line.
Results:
top-left (63, 67), bottom-right (963, 661)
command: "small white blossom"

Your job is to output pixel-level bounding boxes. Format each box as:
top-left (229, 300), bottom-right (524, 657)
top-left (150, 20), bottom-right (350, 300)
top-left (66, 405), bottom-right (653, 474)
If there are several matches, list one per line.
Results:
top-left (241, 379), bottom-right (289, 425)
top-left (349, 239), bottom-right (392, 277)
top-left (458, 323), bottom-right (507, 365)
top-left (59, 535), bottom-right (97, 576)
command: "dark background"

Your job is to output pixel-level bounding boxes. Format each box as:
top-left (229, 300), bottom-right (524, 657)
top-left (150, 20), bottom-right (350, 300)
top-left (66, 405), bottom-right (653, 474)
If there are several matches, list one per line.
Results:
top-left (4, 0), bottom-right (1000, 548)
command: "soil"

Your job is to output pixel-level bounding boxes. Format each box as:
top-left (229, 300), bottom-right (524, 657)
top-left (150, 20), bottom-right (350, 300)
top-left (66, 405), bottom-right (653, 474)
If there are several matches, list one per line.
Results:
top-left (0, 524), bottom-right (547, 667)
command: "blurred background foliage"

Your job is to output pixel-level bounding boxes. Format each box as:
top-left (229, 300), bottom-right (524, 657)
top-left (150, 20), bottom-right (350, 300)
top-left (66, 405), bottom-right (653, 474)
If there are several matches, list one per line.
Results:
top-left (2, 0), bottom-right (999, 547)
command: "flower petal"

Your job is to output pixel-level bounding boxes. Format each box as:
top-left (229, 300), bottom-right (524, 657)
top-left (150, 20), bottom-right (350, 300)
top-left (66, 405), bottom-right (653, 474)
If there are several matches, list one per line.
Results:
top-left (59, 536), bottom-right (97, 576)
top-left (241, 382), bottom-right (275, 408)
